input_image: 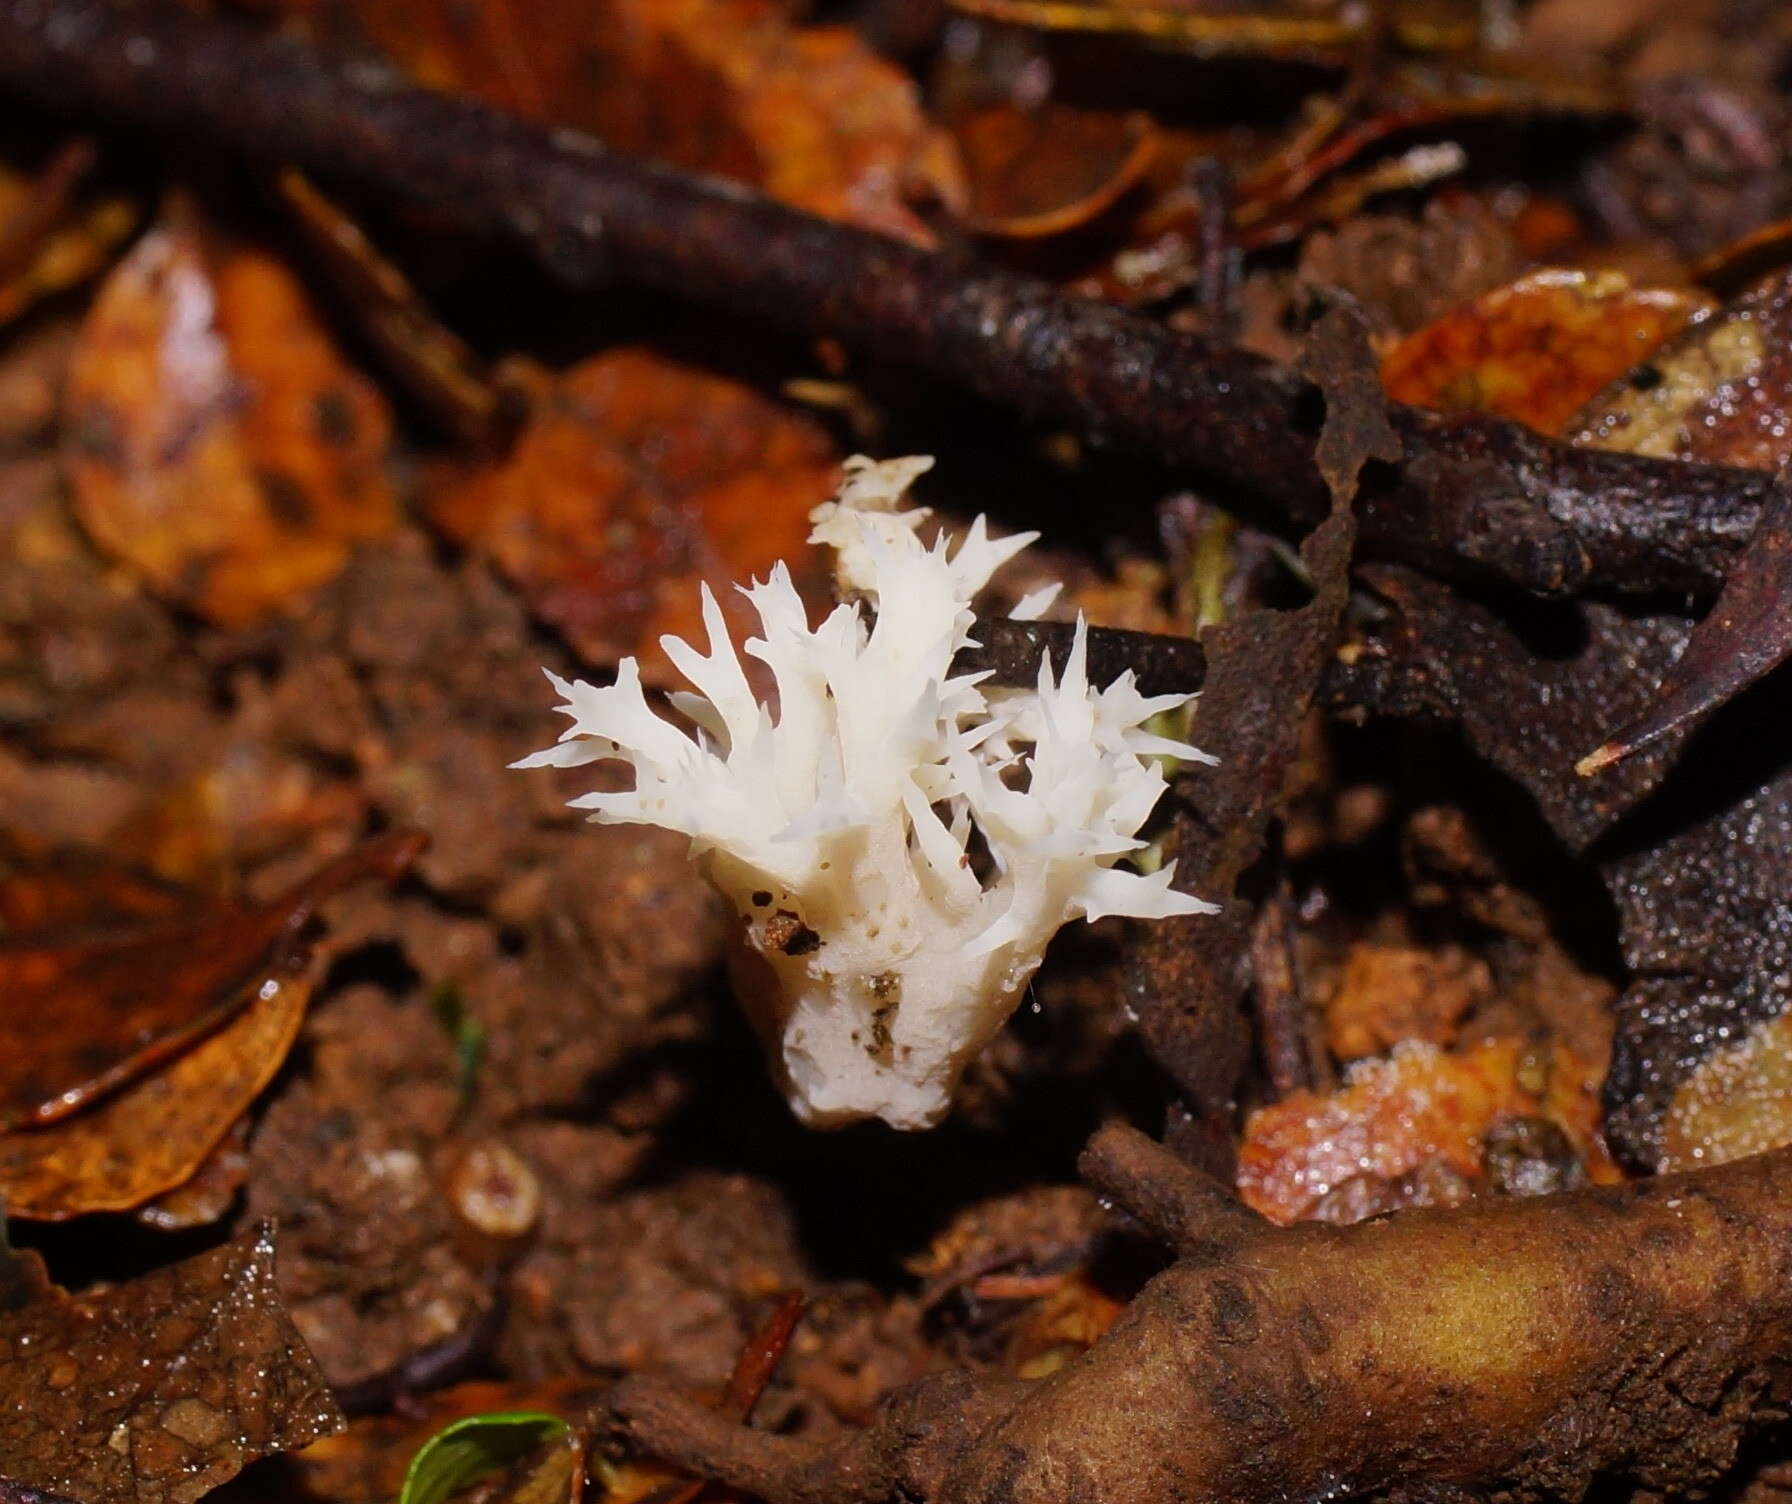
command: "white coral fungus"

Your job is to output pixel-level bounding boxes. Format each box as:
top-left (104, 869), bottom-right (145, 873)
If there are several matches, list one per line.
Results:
top-left (514, 456), bottom-right (1216, 1129)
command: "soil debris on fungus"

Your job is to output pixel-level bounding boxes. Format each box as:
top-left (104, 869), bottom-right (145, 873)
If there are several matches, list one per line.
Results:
top-left (11, 4), bottom-right (1792, 1504)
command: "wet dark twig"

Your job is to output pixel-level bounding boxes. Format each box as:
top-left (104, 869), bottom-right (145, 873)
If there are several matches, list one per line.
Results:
top-left (954, 617), bottom-right (1206, 696)
top-left (0, 0), bottom-right (1770, 598)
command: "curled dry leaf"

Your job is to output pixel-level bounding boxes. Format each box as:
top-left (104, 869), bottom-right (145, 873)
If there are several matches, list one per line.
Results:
top-left (0, 1224), bottom-right (343, 1504)
top-left (0, 829), bottom-right (425, 1132)
top-left (1380, 269), bottom-right (1709, 436)
top-left (1236, 1037), bottom-right (1613, 1224)
top-left (340, 0), bottom-right (962, 243)
top-left (428, 350), bottom-right (838, 681)
top-left (63, 205), bottom-right (395, 627)
top-left (0, 975), bottom-right (311, 1221)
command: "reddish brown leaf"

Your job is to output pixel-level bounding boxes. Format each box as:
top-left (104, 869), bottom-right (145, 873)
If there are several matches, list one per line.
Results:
top-left (0, 974), bottom-right (311, 1221)
top-left (428, 350), bottom-right (838, 681)
top-left (954, 104), bottom-right (1158, 239)
top-left (1007, 1274), bottom-right (1124, 1380)
top-left (63, 203), bottom-right (395, 627)
top-left (0, 1224), bottom-right (343, 1504)
top-left (0, 837), bottom-right (187, 932)
top-left (0, 830), bottom-right (425, 1131)
top-left (1381, 269), bottom-right (1708, 436)
top-left (339, 0), bottom-right (962, 243)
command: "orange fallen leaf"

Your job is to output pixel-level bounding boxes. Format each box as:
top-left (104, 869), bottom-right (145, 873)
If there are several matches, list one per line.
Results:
top-left (1236, 1037), bottom-right (1614, 1225)
top-left (63, 203), bottom-right (395, 627)
top-left (0, 830), bottom-right (425, 1131)
top-left (1380, 269), bottom-right (1709, 435)
top-left (428, 350), bottom-right (838, 681)
top-left (341, 0), bottom-right (962, 243)
top-left (0, 974), bottom-right (311, 1220)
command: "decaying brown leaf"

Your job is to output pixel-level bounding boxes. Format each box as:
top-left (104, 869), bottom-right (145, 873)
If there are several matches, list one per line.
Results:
top-left (428, 350), bottom-right (838, 681)
top-left (0, 1223), bottom-right (343, 1504)
top-left (1381, 269), bottom-right (1708, 435)
top-left (0, 974), bottom-right (311, 1220)
top-left (0, 830), bottom-right (424, 1131)
top-left (1129, 319), bottom-right (1361, 1165)
top-left (63, 203), bottom-right (395, 627)
top-left (1322, 942), bottom-right (1490, 1061)
top-left (1295, 296), bottom-right (1401, 506)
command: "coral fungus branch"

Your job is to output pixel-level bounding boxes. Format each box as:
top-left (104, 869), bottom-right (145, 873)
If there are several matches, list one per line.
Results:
top-left (0, 0), bottom-right (1770, 598)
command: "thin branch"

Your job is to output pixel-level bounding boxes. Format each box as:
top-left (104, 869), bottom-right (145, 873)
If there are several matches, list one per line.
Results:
top-left (0, 0), bottom-right (1767, 597)
top-left (1078, 1121), bottom-right (1266, 1255)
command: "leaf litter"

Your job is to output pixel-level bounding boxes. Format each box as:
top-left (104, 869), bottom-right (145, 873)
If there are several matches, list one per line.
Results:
top-left (14, 2), bottom-right (1792, 1502)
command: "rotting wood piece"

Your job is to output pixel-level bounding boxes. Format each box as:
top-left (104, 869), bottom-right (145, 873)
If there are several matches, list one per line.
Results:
top-left (612, 1123), bottom-right (1792, 1504)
